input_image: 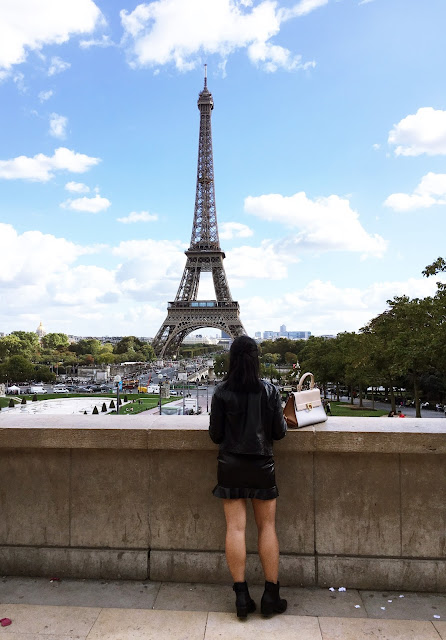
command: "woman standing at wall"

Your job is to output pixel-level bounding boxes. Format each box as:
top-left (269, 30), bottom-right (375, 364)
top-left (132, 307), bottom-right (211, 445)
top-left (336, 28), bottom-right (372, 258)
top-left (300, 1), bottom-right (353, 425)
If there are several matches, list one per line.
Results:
top-left (209, 335), bottom-right (287, 619)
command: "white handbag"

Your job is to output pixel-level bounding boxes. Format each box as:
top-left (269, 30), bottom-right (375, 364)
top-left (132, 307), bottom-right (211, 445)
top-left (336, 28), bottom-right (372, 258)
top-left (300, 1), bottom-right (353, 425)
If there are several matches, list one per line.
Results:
top-left (283, 372), bottom-right (328, 428)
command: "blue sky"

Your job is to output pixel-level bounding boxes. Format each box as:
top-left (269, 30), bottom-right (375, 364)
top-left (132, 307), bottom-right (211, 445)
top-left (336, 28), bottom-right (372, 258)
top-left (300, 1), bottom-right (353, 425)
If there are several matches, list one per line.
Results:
top-left (1, 0), bottom-right (445, 339)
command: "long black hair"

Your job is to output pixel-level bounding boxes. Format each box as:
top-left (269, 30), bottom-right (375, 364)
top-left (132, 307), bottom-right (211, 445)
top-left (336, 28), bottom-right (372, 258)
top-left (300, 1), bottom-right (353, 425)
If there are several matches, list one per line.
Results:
top-left (223, 335), bottom-right (262, 393)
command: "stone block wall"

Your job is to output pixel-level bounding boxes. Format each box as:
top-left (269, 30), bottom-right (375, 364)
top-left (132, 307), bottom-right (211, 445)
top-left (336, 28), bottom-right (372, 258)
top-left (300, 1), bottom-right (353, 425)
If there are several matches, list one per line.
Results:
top-left (0, 414), bottom-right (445, 591)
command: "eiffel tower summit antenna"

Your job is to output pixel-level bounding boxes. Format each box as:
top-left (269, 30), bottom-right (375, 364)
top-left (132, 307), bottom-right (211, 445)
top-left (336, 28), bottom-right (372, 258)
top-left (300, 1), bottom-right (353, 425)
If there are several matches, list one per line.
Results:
top-left (152, 70), bottom-right (247, 357)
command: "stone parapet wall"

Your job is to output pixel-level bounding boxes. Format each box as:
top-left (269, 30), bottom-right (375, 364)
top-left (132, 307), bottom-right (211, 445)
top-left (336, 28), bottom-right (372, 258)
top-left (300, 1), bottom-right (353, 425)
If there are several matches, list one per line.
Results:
top-left (0, 415), bottom-right (445, 591)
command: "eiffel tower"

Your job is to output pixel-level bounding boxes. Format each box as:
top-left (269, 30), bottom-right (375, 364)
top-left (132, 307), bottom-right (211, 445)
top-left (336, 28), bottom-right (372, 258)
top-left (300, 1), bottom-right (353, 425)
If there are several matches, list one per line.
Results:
top-left (152, 67), bottom-right (246, 357)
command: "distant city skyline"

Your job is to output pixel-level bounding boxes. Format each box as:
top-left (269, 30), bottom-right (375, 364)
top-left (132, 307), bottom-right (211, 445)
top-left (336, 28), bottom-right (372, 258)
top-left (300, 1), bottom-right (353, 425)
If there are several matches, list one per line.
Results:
top-left (0, 0), bottom-right (445, 339)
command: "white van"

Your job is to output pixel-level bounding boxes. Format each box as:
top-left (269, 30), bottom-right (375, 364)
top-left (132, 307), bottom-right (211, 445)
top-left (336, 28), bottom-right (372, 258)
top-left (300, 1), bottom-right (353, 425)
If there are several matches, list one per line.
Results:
top-left (30, 385), bottom-right (47, 394)
top-left (147, 385), bottom-right (160, 394)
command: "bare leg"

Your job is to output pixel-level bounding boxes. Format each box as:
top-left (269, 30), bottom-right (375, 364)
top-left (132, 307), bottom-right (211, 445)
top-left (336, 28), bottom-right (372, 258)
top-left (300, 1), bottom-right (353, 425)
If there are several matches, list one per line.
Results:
top-left (252, 498), bottom-right (279, 582)
top-left (223, 498), bottom-right (247, 582)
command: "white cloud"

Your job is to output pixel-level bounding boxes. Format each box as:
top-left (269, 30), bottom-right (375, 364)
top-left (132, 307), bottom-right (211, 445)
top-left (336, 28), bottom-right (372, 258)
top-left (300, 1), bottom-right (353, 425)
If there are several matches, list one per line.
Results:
top-left (61, 194), bottom-right (111, 213)
top-left (248, 41), bottom-right (315, 73)
top-left (279, 0), bottom-right (328, 20)
top-left (244, 191), bottom-right (387, 257)
top-left (372, 143), bottom-right (380, 151)
top-left (49, 113), bottom-right (68, 139)
top-left (226, 240), bottom-right (297, 280)
top-left (219, 221), bottom-right (253, 239)
top-left (120, 0), bottom-right (319, 73)
top-left (65, 181), bottom-right (90, 193)
top-left (240, 275), bottom-right (442, 336)
top-left (117, 210), bottom-right (158, 223)
top-left (388, 107), bottom-right (446, 156)
top-left (0, 147), bottom-right (100, 182)
top-left (113, 238), bottom-right (188, 303)
top-left (0, 223), bottom-right (93, 285)
top-left (48, 56), bottom-right (71, 76)
top-left (79, 34), bottom-right (114, 49)
top-left (38, 89), bottom-right (53, 102)
top-left (0, 0), bottom-right (103, 70)
top-left (384, 172), bottom-right (446, 211)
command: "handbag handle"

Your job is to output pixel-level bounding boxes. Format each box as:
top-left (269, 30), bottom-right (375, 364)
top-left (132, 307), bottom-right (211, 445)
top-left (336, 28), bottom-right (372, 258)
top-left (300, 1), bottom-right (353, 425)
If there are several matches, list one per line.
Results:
top-left (297, 372), bottom-right (315, 392)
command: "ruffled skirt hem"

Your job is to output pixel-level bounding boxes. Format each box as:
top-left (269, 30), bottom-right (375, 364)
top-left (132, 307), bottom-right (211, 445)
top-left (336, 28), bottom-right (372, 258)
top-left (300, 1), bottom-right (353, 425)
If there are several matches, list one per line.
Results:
top-left (212, 485), bottom-right (279, 500)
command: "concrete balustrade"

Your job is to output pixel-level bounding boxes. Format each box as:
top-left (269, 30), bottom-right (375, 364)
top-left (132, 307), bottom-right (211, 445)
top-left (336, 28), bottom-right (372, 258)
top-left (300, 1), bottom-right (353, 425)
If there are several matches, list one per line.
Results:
top-left (0, 414), bottom-right (445, 592)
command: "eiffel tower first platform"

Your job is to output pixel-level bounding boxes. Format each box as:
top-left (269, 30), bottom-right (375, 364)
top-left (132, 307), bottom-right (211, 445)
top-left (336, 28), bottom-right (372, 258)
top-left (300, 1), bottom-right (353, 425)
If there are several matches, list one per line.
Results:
top-left (152, 68), bottom-right (246, 357)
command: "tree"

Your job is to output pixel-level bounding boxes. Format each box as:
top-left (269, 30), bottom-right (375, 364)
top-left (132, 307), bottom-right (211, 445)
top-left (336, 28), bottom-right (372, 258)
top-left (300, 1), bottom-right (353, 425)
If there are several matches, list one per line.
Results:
top-left (214, 354), bottom-right (229, 377)
top-left (33, 365), bottom-right (56, 383)
top-left (1, 355), bottom-right (35, 382)
top-left (141, 343), bottom-right (156, 361)
top-left (41, 333), bottom-right (69, 350)
top-left (70, 339), bottom-right (102, 356)
top-left (0, 331), bottom-right (40, 361)
top-left (366, 295), bottom-right (438, 417)
top-left (299, 336), bottom-right (339, 397)
top-left (115, 336), bottom-right (144, 354)
top-left (0, 335), bottom-right (22, 361)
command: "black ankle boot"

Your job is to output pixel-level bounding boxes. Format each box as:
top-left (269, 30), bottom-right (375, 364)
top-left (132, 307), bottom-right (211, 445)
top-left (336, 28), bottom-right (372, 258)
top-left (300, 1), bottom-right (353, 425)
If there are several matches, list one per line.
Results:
top-left (260, 580), bottom-right (287, 616)
top-left (233, 581), bottom-right (256, 618)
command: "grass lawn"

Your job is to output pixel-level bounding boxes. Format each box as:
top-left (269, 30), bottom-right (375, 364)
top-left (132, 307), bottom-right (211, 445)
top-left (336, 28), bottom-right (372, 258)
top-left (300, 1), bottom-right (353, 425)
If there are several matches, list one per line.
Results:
top-left (116, 398), bottom-right (174, 415)
top-left (329, 401), bottom-right (388, 417)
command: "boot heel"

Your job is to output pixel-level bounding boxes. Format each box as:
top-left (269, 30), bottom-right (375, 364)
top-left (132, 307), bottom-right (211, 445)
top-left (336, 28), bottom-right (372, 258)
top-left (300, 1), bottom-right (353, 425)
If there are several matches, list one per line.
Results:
top-left (260, 601), bottom-right (274, 616)
top-left (237, 605), bottom-right (248, 618)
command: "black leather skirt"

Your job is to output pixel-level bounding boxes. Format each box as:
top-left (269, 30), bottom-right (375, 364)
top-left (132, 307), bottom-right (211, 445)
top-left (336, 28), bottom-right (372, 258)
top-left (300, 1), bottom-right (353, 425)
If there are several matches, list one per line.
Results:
top-left (212, 451), bottom-right (278, 500)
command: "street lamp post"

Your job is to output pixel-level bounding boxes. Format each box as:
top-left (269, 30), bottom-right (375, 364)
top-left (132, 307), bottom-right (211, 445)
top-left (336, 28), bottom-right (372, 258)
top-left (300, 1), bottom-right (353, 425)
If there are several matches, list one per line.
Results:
top-left (113, 375), bottom-right (121, 415)
top-left (158, 374), bottom-right (165, 415)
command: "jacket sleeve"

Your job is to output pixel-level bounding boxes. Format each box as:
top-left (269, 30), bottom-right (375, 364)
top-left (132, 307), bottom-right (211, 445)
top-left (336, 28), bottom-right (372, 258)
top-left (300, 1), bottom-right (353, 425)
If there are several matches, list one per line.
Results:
top-left (271, 387), bottom-right (287, 441)
top-left (209, 388), bottom-right (225, 444)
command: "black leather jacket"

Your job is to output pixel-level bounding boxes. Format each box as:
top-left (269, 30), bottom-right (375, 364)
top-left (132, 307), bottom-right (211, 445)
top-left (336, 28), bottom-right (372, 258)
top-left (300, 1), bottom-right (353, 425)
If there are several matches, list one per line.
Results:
top-left (209, 380), bottom-right (287, 456)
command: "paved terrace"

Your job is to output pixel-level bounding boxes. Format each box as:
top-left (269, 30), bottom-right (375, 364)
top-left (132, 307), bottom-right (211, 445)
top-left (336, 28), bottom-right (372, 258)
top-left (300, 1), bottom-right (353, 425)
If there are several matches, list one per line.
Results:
top-left (1, 577), bottom-right (446, 639)
top-left (0, 414), bottom-right (445, 638)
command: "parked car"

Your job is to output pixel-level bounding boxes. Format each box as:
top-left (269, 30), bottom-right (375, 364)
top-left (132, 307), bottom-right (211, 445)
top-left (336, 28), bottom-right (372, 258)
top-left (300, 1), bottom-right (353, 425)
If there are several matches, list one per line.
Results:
top-left (53, 387), bottom-right (69, 394)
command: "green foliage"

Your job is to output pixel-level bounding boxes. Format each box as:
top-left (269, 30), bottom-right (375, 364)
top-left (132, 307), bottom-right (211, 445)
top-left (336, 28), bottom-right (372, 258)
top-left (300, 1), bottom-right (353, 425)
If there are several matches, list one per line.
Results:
top-left (69, 338), bottom-right (102, 356)
top-left (0, 332), bottom-right (39, 361)
top-left (213, 353), bottom-right (229, 377)
top-left (0, 355), bottom-right (35, 382)
top-left (41, 333), bottom-right (69, 350)
top-left (260, 338), bottom-right (305, 365)
top-left (113, 336), bottom-right (155, 362)
top-left (33, 365), bottom-right (56, 383)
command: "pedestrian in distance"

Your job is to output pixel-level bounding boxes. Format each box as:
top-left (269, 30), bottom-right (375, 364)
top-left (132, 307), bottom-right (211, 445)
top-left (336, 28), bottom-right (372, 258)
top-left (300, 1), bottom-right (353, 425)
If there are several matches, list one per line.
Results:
top-left (209, 335), bottom-right (287, 619)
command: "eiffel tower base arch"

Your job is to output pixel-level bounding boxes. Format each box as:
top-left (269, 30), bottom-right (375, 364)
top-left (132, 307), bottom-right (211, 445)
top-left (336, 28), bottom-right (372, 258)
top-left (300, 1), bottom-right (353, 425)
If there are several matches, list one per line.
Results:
top-left (152, 303), bottom-right (246, 357)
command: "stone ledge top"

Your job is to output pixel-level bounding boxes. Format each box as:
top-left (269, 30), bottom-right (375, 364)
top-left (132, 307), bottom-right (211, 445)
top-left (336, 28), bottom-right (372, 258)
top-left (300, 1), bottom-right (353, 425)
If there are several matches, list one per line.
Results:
top-left (0, 414), bottom-right (445, 453)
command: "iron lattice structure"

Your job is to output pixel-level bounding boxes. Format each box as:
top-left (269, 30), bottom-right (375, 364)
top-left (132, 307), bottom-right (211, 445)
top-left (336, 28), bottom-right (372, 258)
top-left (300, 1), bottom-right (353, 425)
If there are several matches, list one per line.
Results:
top-left (152, 70), bottom-right (246, 357)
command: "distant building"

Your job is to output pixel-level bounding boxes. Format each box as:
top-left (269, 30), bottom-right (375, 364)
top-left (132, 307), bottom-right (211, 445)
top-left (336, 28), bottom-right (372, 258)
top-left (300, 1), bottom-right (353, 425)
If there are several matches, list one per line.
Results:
top-left (36, 321), bottom-right (46, 339)
top-left (221, 331), bottom-right (231, 339)
top-left (263, 331), bottom-right (279, 340)
top-left (262, 329), bottom-right (311, 341)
